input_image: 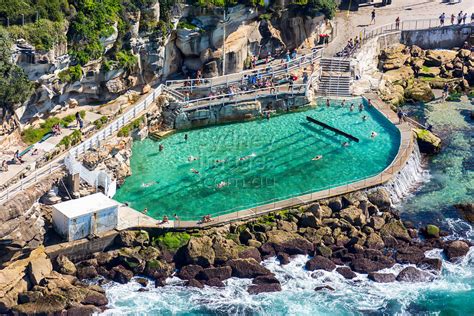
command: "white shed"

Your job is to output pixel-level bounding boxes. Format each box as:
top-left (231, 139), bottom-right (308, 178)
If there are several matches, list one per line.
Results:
top-left (52, 193), bottom-right (119, 241)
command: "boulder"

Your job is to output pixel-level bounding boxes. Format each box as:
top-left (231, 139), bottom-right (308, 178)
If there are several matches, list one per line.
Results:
top-left (12, 294), bottom-right (67, 315)
top-left (455, 203), bottom-right (474, 223)
top-left (76, 266), bottom-right (98, 280)
top-left (212, 236), bottom-right (239, 264)
top-left (365, 233), bottom-right (385, 250)
top-left (56, 255), bottom-right (77, 276)
top-left (205, 278), bottom-right (225, 288)
top-left (350, 258), bottom-right (393, 274)
top-left (184, 236), bottom-right (215, 267)
top-left (239, 229), bottom-right (255, 245)
top-left (305, 256), bottom-right (336, 272)
top-left (197, 266), bottom-right (232, 281)
top-left (266, 230), bottom-right (314, 255)
top-left (328, 197), bottom-right (343, 212)
top-left (66, 305), bottom-right (101, 315)
top-left (186, 279), bottom-right (204, 289)
top-left (238, 247), bottom-right (262, 263)
top-left (424, 50), bottom-right (456, 67)
top-left (177, 265), bottom-right (203, 280)
top-left (336, 266), bottom-right (357, 279)
top-left (116, 230), bottom-right (149, 247)
top-left (135, 277), bottom-right (149, 287)
top-left (425, 224), bottom-right (440, 238)
top-left (317, 245), bottom-right (333, 258)
top-left (383, 66), bottom-right (414, 85)
top-left (298, 212), bottom-right (319, 228)
top-left (418, 67), bottom-right (441, 78)
top-left (367, 188), bottom-right (391, 211)
top-left (248, 275), bottom-right (282, 294)
top-left (27, 252), bottom-right (53, 286)
top-left (277, 252), bottom-right (290, 265)
top-left (369, 216), bottom-right (385, 230)
top-left (443, 240), bottom-right (470, 261)
top-left (417, 258), bottom-right (442, 272)
top-left (395, 246), bottom-right (426, 264)
top-left (339, 206), bottom-right (366, 226)
top-left (396, 267), bottom-right (433, 282)
top-left (81, 291), bottom-right (109, 306)
top-left (413, 128), bottom-right (441, 155)
top-left (226, 258), bottom-right (272, 278)
top-left (144, 259), bottom-right (173, 279)
top-left (314, 285), bottom-right (335, 291)
top-left (368, 272), bottom-right (396, 283)
top-left (110, 265), bottom-right (133, 284)
top-left (380, 220), bottom-right (411, 242)
top-left (277, 220), bottom-right (297, 232)
top-left (405, 80), bottom-right (435, 102)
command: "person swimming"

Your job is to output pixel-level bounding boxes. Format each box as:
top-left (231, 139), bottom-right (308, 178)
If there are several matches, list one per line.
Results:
top-left (159, 144), bottom-right (164, 151)
top-left (341, 99), bottom-right (346, 107)
top-left (350, 104), bottom-right (355, 112)
top-left (184, 134), bottom-right (188, 141)
top-left (141, 181), bottom-right (156, 188)
top-left (326, 99), bottom-right (330, 107)
top-left (191, 168), bottom-right (199, 174)
top-left (342, 142), bottom-right (350, 147)
top-left (359, 103), bottom-right (364, 112)
top-left (188, 155), bottom-right (199, 162)
top-left (239, 153), bottom-right (256, 161)
top-left (215, 159), bottom-right (226, 163)
top-left (362, 115), bottom-right (368, 121)
top-left (312, 155), bottom-right (323, 161)
top-left (371, 131), bottom-right (378, 138)
top-left (216, 181), bottom-right (229, 188)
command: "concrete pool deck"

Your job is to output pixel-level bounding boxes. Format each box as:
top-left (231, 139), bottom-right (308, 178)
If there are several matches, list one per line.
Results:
top-left (118, 93), bottom-right (414, 230)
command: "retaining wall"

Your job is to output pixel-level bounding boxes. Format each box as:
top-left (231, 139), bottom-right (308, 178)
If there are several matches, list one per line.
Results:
top-left (401, 25), bottom-right (472, 49)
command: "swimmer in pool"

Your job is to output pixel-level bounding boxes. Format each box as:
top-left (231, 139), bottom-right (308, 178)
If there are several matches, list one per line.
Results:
top-left (188, 155), bottom-right (199, 162)
top-left (326, 99), bottom-right (330, 107)
top-left (359, 103), bottom-right (364, 112)
top-left (342, 142), bottom-right (350, 147)
top-left (371, 131), bottom-right (378, 138)
top-left (341, 99), bottom-right (346, 107)
top-left (350, 104), bottom-right (355, 112)
top-left (216, 181), bottom-right (228, 188)
top-left (215, 159), bottom-right (226, 163)
top-left (159, 144), bottom-right (164, 151)
top-left (312, 155), bottom-right (323, 161)
top-left (191, 168), bottom-right (199, 174)
top-left (362, 115), bottom-right (368, 121)
top-left (239, 153), bottom-right (256, 161)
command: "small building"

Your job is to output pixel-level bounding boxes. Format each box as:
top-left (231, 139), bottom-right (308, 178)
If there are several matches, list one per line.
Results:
top-left (52, 193), bottom-right (119, 241)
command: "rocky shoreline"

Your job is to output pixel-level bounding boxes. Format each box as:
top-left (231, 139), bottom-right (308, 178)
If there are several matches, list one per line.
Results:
top-left (3, 188), bottom-right (471, 314)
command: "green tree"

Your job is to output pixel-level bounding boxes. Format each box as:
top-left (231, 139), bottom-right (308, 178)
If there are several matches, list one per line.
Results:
top-left (0, 28), bottom-right (33, 118)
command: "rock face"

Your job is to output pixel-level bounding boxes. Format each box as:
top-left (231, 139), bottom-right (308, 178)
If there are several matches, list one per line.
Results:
top-left (455, 203), bottom-right (474, 223)
top-left (185, 236), bottom-right (215, 267)
top-left (413, 128), bottom-right (441, 155)
top-left (368, 272), bottom-right (396, 283)
top-left (443, 240), bottom-right (470, 261)
top-left (396, 267), bottom-right (433, 282)
top-left (305, 256), bottom-right (336, 272)
top-left (226, 258), bottom-right (272, 278)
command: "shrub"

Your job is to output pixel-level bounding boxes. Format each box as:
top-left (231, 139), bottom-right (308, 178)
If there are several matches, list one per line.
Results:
top-left (446, 92), bottom-right (462, 102)
top-left (117, 116), bottom-right (143, 137)
top-left (93, 116), bottom-right (108, 129)
top-left (58, 129), bottom-right (82, 148)
top-left (7, 19), bottom-right (67, 51)
top-left (116, 50), bottom-right (138, 72)
top-left (58, 65), bottom-right (83, 83)
top-left (258, 13), bottom-right (272, 21)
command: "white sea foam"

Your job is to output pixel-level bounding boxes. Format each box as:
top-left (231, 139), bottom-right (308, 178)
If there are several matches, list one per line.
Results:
top-left (100, 241), bottom-right (474, 315)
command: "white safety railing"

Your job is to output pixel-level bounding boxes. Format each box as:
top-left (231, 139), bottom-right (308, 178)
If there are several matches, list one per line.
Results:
top-left (0, 85), bottom-right (163, 203)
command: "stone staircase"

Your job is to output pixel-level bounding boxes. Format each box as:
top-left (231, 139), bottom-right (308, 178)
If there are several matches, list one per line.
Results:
top-left (318, 58), bottom-right (352, 97)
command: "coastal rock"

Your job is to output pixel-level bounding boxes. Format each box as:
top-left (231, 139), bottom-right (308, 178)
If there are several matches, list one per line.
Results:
top-left (350, 258), bottom-right (391, 274)
top-left (186, 279), bottom-right (204, 289)
top-left (144, 259), bottom-right (173, 279)
top-left (380, 220), bottom-right (411, 242)
top-left (81, 291), bottom-right (109, 306)
top-left (396, 267), bottom-right (433, 282)
top-left (226, 258), bottom-right (272, 278)
top-left (368, 272), bottom-right (396, 283)
top-left (177, 265), bottom-right (203, 280)
top-left (184, 236), bottom-right (215, 267)
top-left (66, 305), bottom-right (101, 315)
top-left (365, 233), bottom-right (385, 250)
top-left (277, 220), bottom-right (297, 232)
top-left (395, 246), bottom-right (426, 264)
top-left (239, 229), bottom-right (255, 245)
top-left (76, 266), bottom-right (98, 280)
top-left (299, 212), bottom-right (319, 228)
top-left (339, 206), bottom-right (366, 226)
top-left (305, 256), bottom-right (336, 272)
top-left (197, 266), bottom-right (232, 281)
top-left (424, 50), bottom-right (456, 67)
top-left (367, 188), bottom-right (391, 211)
top-left (404, 80), bottom-right (435, 103)
top-left (425, 225), bottom-right (440, 238)
top-left (266, 230), bottom-right (314, 255)
top-left (454, 203), bottom-right (474, 223)
top-left (277, 252), bottom-right (290, 265)
top-left (56, 255), bottom-right (77, 276)
top-left (443, 240), bottom-right (470, 261)
top-left (417, 258), bottom-right (443, 272)
top-left (248, 275), bottom-right (282, 294)
top-left (413, 128), bottom-right (441, 155)
top-left (116, 230), bottom-right (150, 247)
top-left (205, 278), bottom-right (225, 288)
top-left (212, 236), bottom-right (239, 264)
top-left (110, 265), bottom-right (133, 284)
top-left (328, 197), bottom-right (343, 212)
top-left (238, 247), bottom-right (262, 263)
top-left (336, 266), bottom-right (357, 279)
top-left (314, 285), bottom-right (335, 291)
top-left (369, 216), bottom-right (385, 230)
top-left (27, 252), bottom-right (53, 286)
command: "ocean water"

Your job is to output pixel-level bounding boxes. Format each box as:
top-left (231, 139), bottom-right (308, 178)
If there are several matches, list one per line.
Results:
top-left (102, 99), bottom-right (474, 315)
top-left (115, 98), bottom-right (400, 220)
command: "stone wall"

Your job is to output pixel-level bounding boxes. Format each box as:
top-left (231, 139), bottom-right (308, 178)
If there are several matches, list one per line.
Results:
top-left (401, 25), bottom-right (473, 50)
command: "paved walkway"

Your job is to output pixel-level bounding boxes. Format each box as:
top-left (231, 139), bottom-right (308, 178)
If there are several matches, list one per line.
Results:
top-left (326, 0), bottom-right (474, 55)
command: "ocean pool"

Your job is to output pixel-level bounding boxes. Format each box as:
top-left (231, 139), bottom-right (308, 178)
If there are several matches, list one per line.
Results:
top-left (114, 97), bottom-right (401, 220)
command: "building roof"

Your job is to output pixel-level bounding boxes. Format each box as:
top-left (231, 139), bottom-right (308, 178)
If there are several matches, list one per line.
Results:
top-left (52, 193), bottom-right (120, 219)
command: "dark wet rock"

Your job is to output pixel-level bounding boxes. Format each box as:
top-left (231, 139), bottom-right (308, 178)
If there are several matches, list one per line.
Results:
top-left (299, 212), bottom-right (320, 228)
top-left (350, 258), bottom-right (392, 274)
top-left (317, 245), bottom-right (333, 258)
top-left (259, 243), bottom-right (276, 259)
top-left (248, 275), bottom-right (281, 294)
top-left (116, 230), bottom-right (149, 247)
top-left (155, 277), bottom-right (166, 287)
top-left (12, 293), bottom-right (67, 315)
top-left (314, 285), bottom-right (335, 291)
top-left (395, 246), bottom-right (426, 264)
top-left (144, 259), bottom-right (173, 279)
top-left (443, 240), bottom-right (470, 261)
top-left (277, 252), bottom-right (290, 265)
top-left (305, 256), bottom-right (336, 272)
top-left (177, 264), bottom-right (203, 280)
top-left (455, 203), bottom-right (474, 223)
top-left (135, 277), bottom-right (149, 287)
top-left (336, 266), bottom-right (357, 279)
top-left (380, 220), bottom-right (411, 242)
top-left (238, 247), bottom-right (262, 262)
top-left (81, 291), bottom-right (108, 306)
top-left (424, 225), bottom-right (440, 238)
top-left (110, 265), bottom-right (133, 284)
top-left (417, 258), bottom-right (442, 272)
top-left (94, 251), bottom-right (118, 267)
top-left (367, 188), bottom-right (391, 211)
top-left (18, 291), bottom-right (43, 304)
top-left (56, 255), bottom-right (76, 276)
top-left (368, 272), bottom-right (396, 283)
top-left (137, 288), bottom-right (149, 292)
top-left (227, 258), bottom-right (272, 278)
top-left (369, 217), bottom-right (385, 230)
top-left (96, 266), bottom-right (110, 278)
top-left (328, 197), bottom-right (343, 212)
top-left (76, 266), bottom-right (98, 280)
top-left (381, 235), bottom-right (399, 248)
top-left (205, 278), bottom-right (225, 287)
top-left (396, 266), bottom-right (433, 282)
top-left (197, 266), bottom-right (232, 281)
top-left (66, 305), bottom-right (101, 316)
top-left (186, 279), bottom-right (204, 289)
top-left (266, 230), bottom-right (314, 255)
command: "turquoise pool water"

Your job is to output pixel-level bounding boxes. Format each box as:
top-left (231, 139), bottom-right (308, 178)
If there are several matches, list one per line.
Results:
top-left (114, 98), bottom-right (400, 220)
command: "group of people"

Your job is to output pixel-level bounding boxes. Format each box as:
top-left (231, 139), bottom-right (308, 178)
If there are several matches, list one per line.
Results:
top-left (439, 11), bottom-right (474, 26)
top-left (336, 37), bottom-right (360, 58)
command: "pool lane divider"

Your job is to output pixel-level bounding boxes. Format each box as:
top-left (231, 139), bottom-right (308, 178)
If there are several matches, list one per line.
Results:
top-left (306, 116), bottom-right (360, 143)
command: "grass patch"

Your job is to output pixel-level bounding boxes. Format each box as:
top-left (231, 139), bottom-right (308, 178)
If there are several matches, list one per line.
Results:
top-left (57, 129), bottom-right (82, 148)
top-left (93, 116), bottom-right (109, 129)
top-left (152, 232), bottom-right (190, 251)
top-left (446, 92), bottom-right (462, 102)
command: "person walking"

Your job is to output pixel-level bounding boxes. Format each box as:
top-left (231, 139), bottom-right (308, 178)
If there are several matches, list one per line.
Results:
top-left (371, 10), bottom-right (376, 25)
top-left (439, 13), bottom-right (445, 26)
top-left (395, 17), bottom-right (400, 30)
top-left (457, 11), bottom-right (463, 25)
top-left (75, 112), bottom-right (83, 130)
top-left (462, 13), bottom-right (467, 24)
